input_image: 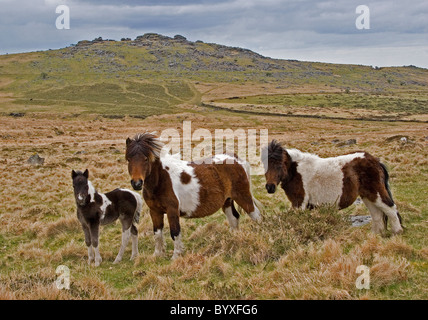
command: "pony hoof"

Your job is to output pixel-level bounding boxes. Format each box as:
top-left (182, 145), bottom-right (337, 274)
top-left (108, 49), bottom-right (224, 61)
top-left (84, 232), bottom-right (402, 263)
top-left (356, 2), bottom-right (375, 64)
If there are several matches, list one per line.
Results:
top-left (392, 228), bottom-right (404, 235)
top-left (130, 254), bottom-right (138, 261)
top-left (113, 259), bottom-right (121, 264)
top-left (172, 253), bottom-right (181, 260)
top-left (249, 211), bottom-right (262, 222)
top-left (153, 251), bottom-right (165, 258)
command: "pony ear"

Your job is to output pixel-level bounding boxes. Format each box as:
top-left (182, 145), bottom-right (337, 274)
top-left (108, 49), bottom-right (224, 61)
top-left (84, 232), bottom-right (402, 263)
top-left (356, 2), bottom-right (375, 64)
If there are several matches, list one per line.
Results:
top-left (126, 137), bottom-right (132, 146)
top-left (83, 169), bottom-right (89, 179)
top-left (71, 170), bottom-right (77, 179)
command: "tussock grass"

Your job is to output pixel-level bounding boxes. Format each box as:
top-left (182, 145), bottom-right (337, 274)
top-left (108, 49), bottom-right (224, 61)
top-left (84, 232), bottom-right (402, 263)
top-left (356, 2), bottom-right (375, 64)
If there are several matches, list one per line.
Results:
top-left (0, 112), bottom-right (426, 300)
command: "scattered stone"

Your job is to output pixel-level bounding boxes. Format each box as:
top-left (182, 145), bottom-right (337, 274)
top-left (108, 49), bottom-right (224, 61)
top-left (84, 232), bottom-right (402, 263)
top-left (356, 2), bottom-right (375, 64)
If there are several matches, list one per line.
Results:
top-left (73, 151), bottom-right (86, 155)
top-left (350, 215), bottom-right (372, 227)
top-left (53, 127), bottom-right (64, 135)
top-left (333, 139), bottom-right (357, 147)
top-left (27, 154), bottom-right (44, 166)
top-left (9, 112), bottom-right (25, 117)
top-left (384, 135), bottom-right (410, 143)
top-left (353, 198), bottom-right (363, 205)
top-left (65, 157), bottom-right (82, 163)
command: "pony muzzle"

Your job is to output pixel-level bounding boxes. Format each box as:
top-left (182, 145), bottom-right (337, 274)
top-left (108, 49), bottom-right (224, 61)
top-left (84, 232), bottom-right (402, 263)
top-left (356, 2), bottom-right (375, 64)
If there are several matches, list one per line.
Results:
top-left (76, 193), bottom-right (86, 206)
top-left (131, 179), bottom-right (144, 191)
top-left (266, 183), bottom-right (276, 194)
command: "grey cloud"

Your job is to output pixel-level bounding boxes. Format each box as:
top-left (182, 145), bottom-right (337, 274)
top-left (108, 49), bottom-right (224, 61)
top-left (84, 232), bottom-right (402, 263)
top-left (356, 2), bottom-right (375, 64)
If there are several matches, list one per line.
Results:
top-left (0, 0), bottom-right (426, 67)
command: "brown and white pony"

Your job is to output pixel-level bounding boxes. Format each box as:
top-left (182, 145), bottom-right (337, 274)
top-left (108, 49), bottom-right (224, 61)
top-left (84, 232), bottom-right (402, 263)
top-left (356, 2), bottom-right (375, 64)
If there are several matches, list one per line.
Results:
top-left (72, 169), bottom-right (143, 266)
top-left (125, 132), bottom-right (262, 259)
top-left (263, 140), bottom-right (403, 235)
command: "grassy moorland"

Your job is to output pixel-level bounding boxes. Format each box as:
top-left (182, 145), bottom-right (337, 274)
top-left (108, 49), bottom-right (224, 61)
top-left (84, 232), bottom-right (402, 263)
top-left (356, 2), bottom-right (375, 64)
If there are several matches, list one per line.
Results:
top-left (0, 111), bottom-right (427, 300)
top-left (0, 34), bottom-right (427, 300)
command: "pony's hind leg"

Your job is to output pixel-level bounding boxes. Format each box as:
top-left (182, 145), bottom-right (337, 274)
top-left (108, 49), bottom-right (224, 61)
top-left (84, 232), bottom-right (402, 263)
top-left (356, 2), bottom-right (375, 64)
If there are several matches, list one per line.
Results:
top-left (374, 194), bottom-right (403, 235)
top-left (222, 198), bottom-right (239, 230)
top-left (130, 223), bottom-right (139, 260)
top-left (362, 197), bottom-right (386, 236)
top-left (233, 193), bottom-right (262, 222)
top-left (113, 227), bottom-right (131, 264)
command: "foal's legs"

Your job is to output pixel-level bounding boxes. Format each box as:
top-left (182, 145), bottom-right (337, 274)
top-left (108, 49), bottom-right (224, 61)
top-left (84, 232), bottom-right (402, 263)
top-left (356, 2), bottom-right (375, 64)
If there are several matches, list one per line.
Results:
top-left (113, 215), bottom-right (138, 264)
top-left (82, 224), bottom-right (94, 264)
top-left (88, 223), bottom-right (102, 266)
top-left (222, 198), bottom-right (239, 230)
top-left (130, 224), bottom-right (139, 260)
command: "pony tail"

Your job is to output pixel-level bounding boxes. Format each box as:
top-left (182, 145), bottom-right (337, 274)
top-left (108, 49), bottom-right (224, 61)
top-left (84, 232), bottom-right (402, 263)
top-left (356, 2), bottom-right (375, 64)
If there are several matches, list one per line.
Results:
top-left (237, 160), bottom-right (264, 215)
top-left (130, 191), bottom-right (143, 225)
top-left (380, 162), bottom-right (394, 204)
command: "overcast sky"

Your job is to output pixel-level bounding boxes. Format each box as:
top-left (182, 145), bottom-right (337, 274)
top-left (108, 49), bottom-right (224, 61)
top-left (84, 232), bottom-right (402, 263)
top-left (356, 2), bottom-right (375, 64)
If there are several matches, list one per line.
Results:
top-left (1, 0), bottom-right (427, 68)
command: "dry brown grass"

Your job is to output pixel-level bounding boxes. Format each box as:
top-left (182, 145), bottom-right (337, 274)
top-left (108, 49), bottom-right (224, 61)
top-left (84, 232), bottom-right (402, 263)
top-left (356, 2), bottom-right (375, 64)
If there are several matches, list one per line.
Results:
top-left (0, 110), bottom-right (427, 300)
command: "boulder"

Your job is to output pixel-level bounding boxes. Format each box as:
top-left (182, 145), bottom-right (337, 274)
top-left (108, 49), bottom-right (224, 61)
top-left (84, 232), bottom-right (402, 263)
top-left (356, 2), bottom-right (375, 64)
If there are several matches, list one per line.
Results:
top-left (27, 154), bottom-right (44, 166)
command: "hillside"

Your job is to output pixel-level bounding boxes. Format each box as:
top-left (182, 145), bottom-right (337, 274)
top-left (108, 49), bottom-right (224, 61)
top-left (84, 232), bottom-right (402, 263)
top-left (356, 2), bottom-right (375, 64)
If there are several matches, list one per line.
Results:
top-left (0, 33), bottom-right (427, 118)
top-left (0, 34), bottom-right (427, 300)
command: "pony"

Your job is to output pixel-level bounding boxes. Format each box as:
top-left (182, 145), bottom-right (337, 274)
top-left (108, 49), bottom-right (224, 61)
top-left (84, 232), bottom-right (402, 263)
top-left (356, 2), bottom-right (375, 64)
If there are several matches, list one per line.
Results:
top-left (125, 132), bottom-right (262, 259)
top-left (72, 169), bottom-right (143, 266)
top-left (263, 140), bottom-right (403, 235)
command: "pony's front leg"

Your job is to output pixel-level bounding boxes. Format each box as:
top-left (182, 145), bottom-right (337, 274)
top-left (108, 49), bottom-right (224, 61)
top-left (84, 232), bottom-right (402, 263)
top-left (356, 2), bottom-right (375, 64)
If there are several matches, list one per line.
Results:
top-left (167, 207), bottom-right (184, 260)
top-left (150, 208), bottom-right (165, 257)
top-left (90, 223), bottom-right (102, 267)
top-left (82, 224), bottom-right (94, 265)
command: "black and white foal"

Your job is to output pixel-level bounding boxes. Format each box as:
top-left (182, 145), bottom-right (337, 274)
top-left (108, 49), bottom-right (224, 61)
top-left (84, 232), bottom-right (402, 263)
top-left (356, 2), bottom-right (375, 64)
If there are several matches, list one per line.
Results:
top-left (72, 169), bottom-right (143, 266)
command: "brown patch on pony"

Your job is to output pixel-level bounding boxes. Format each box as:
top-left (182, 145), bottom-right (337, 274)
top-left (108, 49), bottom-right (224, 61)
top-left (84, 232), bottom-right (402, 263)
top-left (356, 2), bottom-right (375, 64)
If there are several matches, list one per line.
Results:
top-left (339, 153), bottom-right (393, 207)
top-left (265, 140), bottom-right (305, 208)
top-left (281, 161), bottom-right (305, 208)
top-left (339, 160), bottom-right (360, 209)
top-left (180, 171), bottom-right (192, 184)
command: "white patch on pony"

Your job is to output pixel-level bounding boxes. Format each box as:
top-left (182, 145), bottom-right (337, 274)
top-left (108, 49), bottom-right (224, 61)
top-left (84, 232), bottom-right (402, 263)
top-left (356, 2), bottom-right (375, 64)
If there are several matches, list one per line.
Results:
top-left (212, 153), bottom-right (245, 166)
top-left (87, 245), bottom-right (94, 264)
top-left (248, 206), bottom-right (262, 222)
top-left (119, 188), bottom-right (143, 221)
top-left (154, 229), bottom-right (165, 256)
top-left (99, 193), bottom-right (112, 220)
top-left (224, 206), bottom-right (239, 230)
top-left (161, 153), bottom-right (200, 217)
top-left (94, 246), bottom-right (102, 267)
top-left (287, 149), bottom-right (365, 208)
top-left (114, 227), bottom-right (131, 264)
top-left (172, 233), bottom-right (184, 259)
top-left (87, 180), bottom-right (96, 203)
top-left (372, 193), bottom-right (403, 234)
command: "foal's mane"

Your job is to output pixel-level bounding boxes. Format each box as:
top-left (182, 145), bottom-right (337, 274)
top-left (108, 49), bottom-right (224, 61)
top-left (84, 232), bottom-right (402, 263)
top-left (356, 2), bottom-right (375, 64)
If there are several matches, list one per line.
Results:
top-left (126, 132), bottom-right (164, 161)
